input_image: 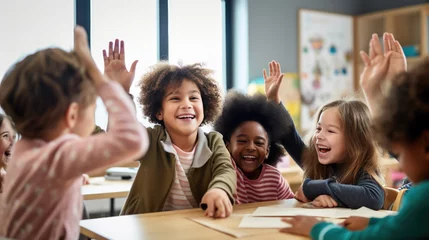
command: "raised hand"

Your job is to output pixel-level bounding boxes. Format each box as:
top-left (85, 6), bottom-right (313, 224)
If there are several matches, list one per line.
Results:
top-left (383, 33), bottom-right (407, 82)
top-left (74, 26), bottom-right (105, 86)
top-left (103, 39), bottom-right (138, 92)
top-left (359, 33), bottom-right (405, 105)
top-left (263, 61), bottom-right (284, 104)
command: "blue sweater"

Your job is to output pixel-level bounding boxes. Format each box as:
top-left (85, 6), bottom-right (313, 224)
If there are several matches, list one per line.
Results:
top-left (311, 180), bottom-right (429, 239)
top-left (276, 103), bottom-right (384, 209)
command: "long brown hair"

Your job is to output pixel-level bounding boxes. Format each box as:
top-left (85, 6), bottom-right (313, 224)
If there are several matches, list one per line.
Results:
top-left (303, 100), bottom-right (383, 185)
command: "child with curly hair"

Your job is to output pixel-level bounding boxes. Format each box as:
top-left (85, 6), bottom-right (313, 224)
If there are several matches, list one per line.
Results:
top-left (281, 33), bottom-right (429, 240)
top-left (213, 91), bottom-right (295, 204)
top-left (100, 39), bottom-right (236, 218)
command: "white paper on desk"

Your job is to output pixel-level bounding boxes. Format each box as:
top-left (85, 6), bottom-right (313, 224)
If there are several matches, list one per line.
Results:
top-left (251, 206), bottom-right (397, 219)
top-left (238, 215), bottom-right (291, 229)
top-left (251, 207), bottom-right (353, 218)
top-left (351, 207), bottom-right (397, 218)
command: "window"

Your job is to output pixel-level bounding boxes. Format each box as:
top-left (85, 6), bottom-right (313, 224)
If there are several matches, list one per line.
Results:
top-left (91, 0), bottom-right (158, 129)
top-left (0, 0), bottom-right (74, 82)
top-left (168, 0), bottom-right (225, 91)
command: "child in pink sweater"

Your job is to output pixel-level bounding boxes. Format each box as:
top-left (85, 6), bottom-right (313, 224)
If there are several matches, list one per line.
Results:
top-left (0, 26), bottom-right (148, 240)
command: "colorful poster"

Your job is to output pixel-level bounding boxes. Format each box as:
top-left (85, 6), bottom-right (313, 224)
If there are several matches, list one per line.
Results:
top-left (299, 10), bottom-right (354, 132)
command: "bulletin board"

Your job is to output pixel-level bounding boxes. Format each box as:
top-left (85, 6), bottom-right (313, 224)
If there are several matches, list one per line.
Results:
top-left (298, 9), bottom-right (354, 132)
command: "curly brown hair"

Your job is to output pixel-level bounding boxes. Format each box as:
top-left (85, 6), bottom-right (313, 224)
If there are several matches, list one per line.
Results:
top-left (374, 59), bottom-right (429, 148)
top-left (139, 61), bottom-right (222, 125)
top-left (0, 48), bottom-right (96, 138)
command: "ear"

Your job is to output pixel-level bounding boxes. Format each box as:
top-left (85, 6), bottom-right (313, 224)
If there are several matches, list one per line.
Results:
top-left (225, 141), bottom-right (231, 153)
top-left (265, 145), bottom-right (270, 159)
top-left (156, 111), bottom-right (163, 121)
top-left (65, 102), bottom-right (79, 129)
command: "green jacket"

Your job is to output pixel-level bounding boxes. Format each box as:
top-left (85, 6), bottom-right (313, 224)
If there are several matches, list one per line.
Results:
top-left (121, 125), bottom-right (237, 215)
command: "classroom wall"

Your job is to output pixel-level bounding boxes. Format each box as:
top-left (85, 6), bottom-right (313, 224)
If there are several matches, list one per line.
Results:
top-left (230, 0), bottom-right (428, 92)
top-left (360, 0), bottom-right (428, 13)
top-left (231, 0), bottom-right (362, 92)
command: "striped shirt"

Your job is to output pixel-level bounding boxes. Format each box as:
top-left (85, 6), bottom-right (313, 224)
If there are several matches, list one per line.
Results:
top-left (233, 160), bottom-right (294, 204)
top-left (163, 144), bottom-right (198, 211)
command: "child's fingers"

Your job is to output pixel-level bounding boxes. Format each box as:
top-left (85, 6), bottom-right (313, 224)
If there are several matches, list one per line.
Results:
top-left (120, 40), bottom-right (125, 60)
top-left (263, 69), bottom-right (268, 80)
top-left (108, 41), bottom-right (114, 61)
top-left (130, 60), bottom-right (138, 74)
top-left (383, 32), bottom-right (390, 53)
top-left (114, 39), bottom-right (120, 60)
top-left (214, 198), bottom-right (225, 218)
top-left (360, 51), bottom-right (370, 67)
top-left (369, 38), bottom-right (375, 59)
top-left (102, 50), bottom-right (109, 66)
top-left (276, 61), bottom-right (282, 75)
top-left (223, 198), bottom-right (233, 217)
top-left (205, 198), bottom-right (215, 217)
top-left (394, 40), bottom-right (404, 55)
top-left (327, 197), bottom-right (337, 208)
top-left (269, 61), bottom-right (274, 75)
top-left (372, 33), bottom-right (383, 56)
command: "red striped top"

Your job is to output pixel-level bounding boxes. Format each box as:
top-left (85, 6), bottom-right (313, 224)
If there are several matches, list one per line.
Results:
top-left (233, 160), bottom-right (295, 204)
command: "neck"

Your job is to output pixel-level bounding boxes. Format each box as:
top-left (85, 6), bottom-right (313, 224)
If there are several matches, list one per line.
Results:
top-left (168, 130), bottom-right (198, 152)
top-left (243, 165), bottom-right (263, 180)
top-left (41, 125), bottom-right (70, 142)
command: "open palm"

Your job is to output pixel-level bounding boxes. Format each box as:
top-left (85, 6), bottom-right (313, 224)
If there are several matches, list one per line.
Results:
top-left (263, 61), bottom-right (284, 104)
top-left (103, 39), bottom-right (138, 92)
top-left (359, 33), bottom-right (405, 99)
top-left (384, 33), bottom-right (407, 82)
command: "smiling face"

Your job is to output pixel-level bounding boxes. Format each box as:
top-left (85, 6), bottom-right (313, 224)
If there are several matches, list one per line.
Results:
top-left (0, 118), bottom-right (16, 165)
top-left (313, 107), bottom-right (346, 165)
top-left (157, 79), bottom-right (204, 139)
top-left (227, 121), bottom-right (269, 179)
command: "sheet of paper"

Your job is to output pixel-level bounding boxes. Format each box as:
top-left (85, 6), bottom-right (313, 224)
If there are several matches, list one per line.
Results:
top-left (188, 215), bottom-right (252, 238)
top-left (251, 206), bottom-right (397, 219)
top-left (251, 207), bottom-right (353, 218)
top-left (238, 215), bottom-right (290, 229)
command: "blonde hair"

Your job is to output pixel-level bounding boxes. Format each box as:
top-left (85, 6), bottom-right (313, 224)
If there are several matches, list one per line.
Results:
top-left (303, 100), bottom-right (383, 185)
top-left (0, 48), bottom-right (96, 138)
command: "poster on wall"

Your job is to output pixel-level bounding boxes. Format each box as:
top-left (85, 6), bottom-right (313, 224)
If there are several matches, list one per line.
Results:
top-left (299, 9), bottom-right (354, 133)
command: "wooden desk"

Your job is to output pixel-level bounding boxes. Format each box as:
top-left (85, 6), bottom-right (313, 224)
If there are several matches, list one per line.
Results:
top-left (81, 177), bottom-right (133, 200)
top-left (80, 199), bottom-right (309, 240)
top-left (82, 177), bottom-right (133, 216)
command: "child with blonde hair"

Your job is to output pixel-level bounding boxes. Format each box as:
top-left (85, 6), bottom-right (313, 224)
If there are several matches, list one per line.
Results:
top-left (101, 39), bottom-right (236, 218)
top-left (0, 27), bottom-right (148, 240)
top-left (281, 32), bottom-right (429, 240)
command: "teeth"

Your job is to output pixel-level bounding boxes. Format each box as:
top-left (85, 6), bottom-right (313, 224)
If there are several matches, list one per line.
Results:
top-left (178, 115), bottom-right (195, 119)
top-left (243, 156), bottom-right (256, 159)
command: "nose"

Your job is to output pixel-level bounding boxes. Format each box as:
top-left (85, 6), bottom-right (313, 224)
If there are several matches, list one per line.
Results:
top-left (180, 98), bottom-right (192, 109)
top-left (245, 142), bottom-right (256, 151)
top-left (315, 131), bottom-right (325, 140)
